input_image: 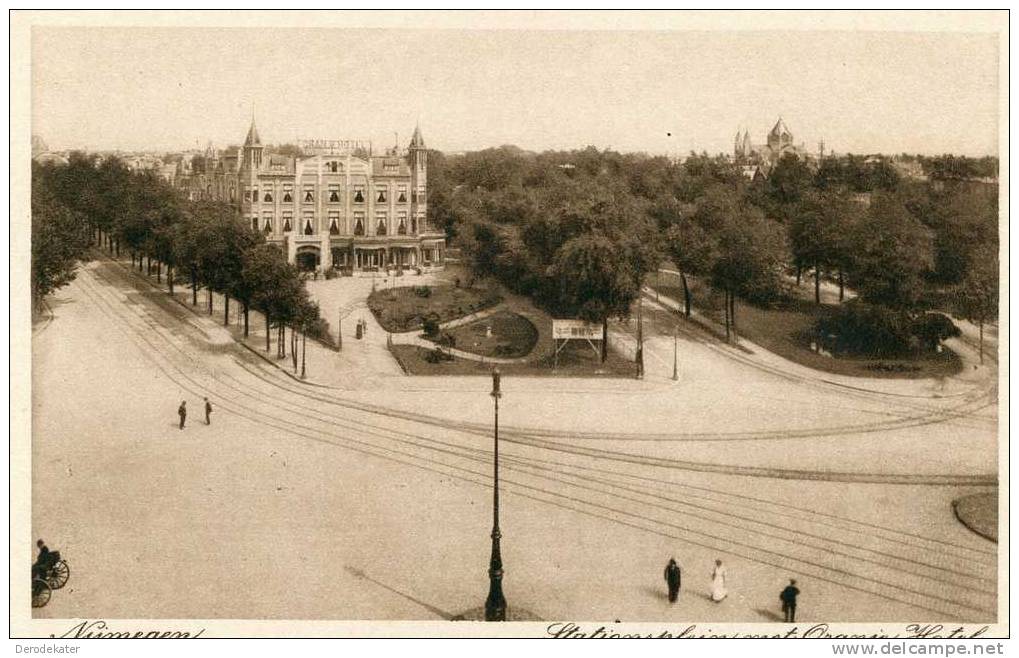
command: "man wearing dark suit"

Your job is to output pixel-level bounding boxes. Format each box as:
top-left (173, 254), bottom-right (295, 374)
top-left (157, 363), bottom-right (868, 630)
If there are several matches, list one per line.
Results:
top-left (780, 579), bottom-right (800, 622)
top-left (664, 558), bottom-right (682, 603)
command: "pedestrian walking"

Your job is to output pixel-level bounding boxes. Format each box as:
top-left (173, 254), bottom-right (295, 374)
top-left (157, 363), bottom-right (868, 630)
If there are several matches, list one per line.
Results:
top-left (178, 400), bottom-right (187, 430)
top-left (780, 579), bottom-right (800, 623)
top-left (664, 558), bottom-right (682, 603)
top-left (710, 559), bottom-right (728, 602)
top-left (204, 397), bottom-right (213, 425)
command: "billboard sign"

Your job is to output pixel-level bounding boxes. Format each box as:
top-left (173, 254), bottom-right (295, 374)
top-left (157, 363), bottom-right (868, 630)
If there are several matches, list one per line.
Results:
top-left (552, 320), bottom-right (602, 341)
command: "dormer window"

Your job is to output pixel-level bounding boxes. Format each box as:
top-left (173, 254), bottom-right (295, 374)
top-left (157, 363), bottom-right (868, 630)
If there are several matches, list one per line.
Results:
top-left (263, 192), bottom-right (273, 202)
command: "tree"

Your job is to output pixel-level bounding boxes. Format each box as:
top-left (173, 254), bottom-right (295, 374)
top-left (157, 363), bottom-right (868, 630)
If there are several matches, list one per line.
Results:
top-left (31, 183), bottom-right (90, 307)
top-left (192, 202), bottom-right (261, 324)
top-left (243, 244), bottom-right (300, 353)
top-left (844, 193), bottom-right (934, 311)
top-left (956, 249), bottom-right (999, 364)
top-left (661, 208), bottom-right (717, 316)
top-left (767, 153), bottom-right (813, 210)
top-left (789, 191), bottom-right (861, 304)
top-left (710, 205), bottom-right (787, 340)
top-left (550, 234), bottom-right (642, 362)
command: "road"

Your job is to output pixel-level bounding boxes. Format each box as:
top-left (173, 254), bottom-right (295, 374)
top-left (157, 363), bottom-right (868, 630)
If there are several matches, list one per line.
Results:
top-left (30, 257), bottom-right (999, 623)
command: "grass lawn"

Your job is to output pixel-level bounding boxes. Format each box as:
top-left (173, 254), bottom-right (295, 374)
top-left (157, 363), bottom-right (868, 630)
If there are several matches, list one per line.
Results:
top-left (367, 284), bottom-right (502, 333)
top-left (427, 310), bottom-right (539, 359)
top-left (648, 273), bottom-right (963, 380)
top-left (391, 342), bottom-right (636, 378)
top-left (953, 492), bottom-right (998, 542)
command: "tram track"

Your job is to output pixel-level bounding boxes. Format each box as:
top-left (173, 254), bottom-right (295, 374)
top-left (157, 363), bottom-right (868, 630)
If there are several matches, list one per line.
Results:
top-left (68, 263), bottom-right (998, 620)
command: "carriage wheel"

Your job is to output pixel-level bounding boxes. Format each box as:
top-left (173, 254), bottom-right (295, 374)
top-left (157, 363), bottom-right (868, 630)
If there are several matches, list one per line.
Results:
top-left (32, 580), bottom-right (51, 608)
top-left (48, 560), bottom-right (70, 589)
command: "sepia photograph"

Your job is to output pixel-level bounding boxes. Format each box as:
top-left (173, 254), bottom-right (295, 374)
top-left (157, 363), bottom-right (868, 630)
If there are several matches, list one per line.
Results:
top-left (9, 9), bottom-right (1008, 644)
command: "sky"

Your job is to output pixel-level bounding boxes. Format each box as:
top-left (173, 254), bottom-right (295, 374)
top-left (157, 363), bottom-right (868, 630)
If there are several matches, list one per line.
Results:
top-left (31, 25), bottom-right (1000, 157)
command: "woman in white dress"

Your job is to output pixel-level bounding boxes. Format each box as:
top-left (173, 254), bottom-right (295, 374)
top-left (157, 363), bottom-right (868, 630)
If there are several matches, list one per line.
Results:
top-left (710, 559), bottom-right (728, 602)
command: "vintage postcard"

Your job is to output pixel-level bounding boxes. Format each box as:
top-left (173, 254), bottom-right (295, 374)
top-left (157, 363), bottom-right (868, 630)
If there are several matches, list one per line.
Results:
top-left (9, 10), bottom-right (1009, 642)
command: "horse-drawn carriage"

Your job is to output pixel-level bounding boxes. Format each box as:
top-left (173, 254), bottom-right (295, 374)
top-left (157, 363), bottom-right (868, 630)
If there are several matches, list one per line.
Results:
top-left (31, 551), bottom-right (70, 608)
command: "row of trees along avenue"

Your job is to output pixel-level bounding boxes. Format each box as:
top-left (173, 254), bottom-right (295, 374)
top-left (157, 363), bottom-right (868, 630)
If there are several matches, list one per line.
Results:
top-left (429, 145), bottom-right (998, 362)
top-left (32, 154), bottom-right (327, 362)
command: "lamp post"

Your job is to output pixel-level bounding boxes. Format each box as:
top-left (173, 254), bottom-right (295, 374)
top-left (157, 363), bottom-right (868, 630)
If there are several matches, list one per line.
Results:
top-left (635, 296), bottom-right (644, 380)
top-left (301, 323), bottom-right (307, 379)
top-left (672, 326), bottom-right (679, 381)
top-left (484, 368), bottom-right (507, 621)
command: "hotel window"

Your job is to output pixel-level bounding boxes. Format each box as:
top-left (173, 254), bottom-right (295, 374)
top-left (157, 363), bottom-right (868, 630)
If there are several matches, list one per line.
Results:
top-left (263, 191), bottom-right (273, 202)
top-left (251, 217), bottom-right (258, 231)
top-left (328, 212), bottom-right (341, 236)
top-left (411, 217), bottom-right (417, 233)
top-left (353, 186), bottom-right (365, 203)
top-left (244, 188), bottom-right (252, 202)
top-left (282, 212), bottom-right (293, 232)
top-left (328, 161), bottom-right (339, 173)
top-left (252, 188), bottom-right (258, 203)
top-left (283, 186), bottom-right (293, 203)
top-left (376, 220), bottom-right (387, 236)
top-left (353, 212), bottom-right (365, 236)
top-left (303, 187), bottom-right (314, 203)
top-left (397, 185), bottom-right (407, 203)
top-left (376, 187), bottom-right (387, 203)
top-left (375, 211), bottom-right (388, 236)
top-left (302, 211), bottom-right (315, 235)
top-left (328, 185), bottom-right (340, 203)
top-left (263, 217), bottom-right (272, 234)
top-left (397, 211), bottom-right (408, 235)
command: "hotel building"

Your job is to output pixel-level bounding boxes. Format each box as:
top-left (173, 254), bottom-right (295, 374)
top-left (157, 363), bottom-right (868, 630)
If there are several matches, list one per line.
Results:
top-left (177, 119), bottom-right (445, 274)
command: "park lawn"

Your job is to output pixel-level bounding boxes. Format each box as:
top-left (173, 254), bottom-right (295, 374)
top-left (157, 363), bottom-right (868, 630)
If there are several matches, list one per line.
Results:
top-left (953, 492), bottom-right (998, 542)
top-left (648, 276), bottom-right (963, 380)
top-left (427, 310), bottom-right (539, 359)
top-left (367, 284), bottom-right (502, 333)
top-left (390, 342), bottom-right (636, 378)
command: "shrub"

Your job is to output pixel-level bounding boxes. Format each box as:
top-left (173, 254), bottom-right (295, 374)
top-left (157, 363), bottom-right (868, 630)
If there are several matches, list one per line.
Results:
top-left (814, 303), bottom-right (960, 357)
top-left (815, 303), bottom-right (915, 357)
top-left (911, 313), bottom-right (961, 350)
top-left (421, 313), bottom-right (441, 338)
top-left (303, 317), bottom-right (334, 345)
top-left (425, 346), bottom-right (453, 363)
top-left (412, 285), bottom-right (432, 298)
